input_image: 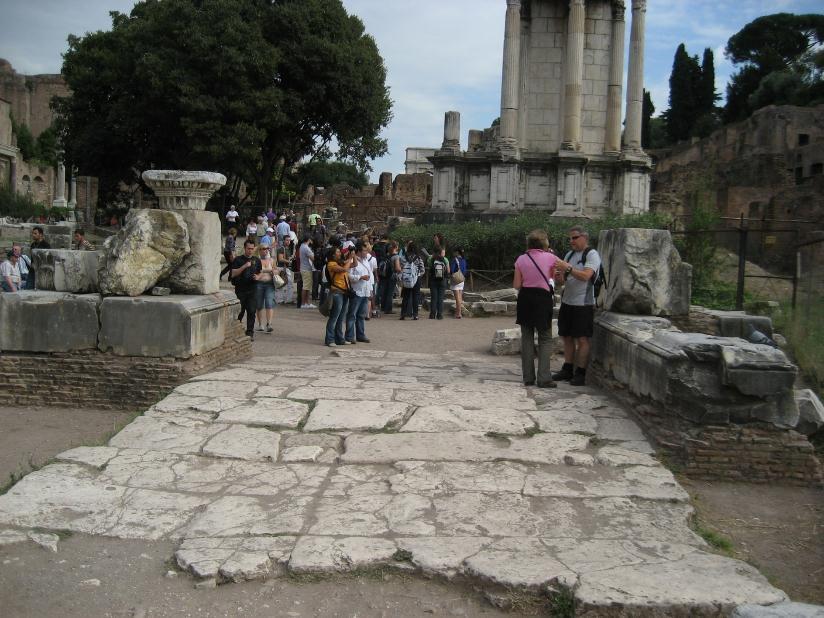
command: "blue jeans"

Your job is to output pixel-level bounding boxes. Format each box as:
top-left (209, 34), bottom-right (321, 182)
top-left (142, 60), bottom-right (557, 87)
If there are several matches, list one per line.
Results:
top-left (325, 292), bottom-right (349, 344)
top-left (429, 283), bottom-right (445, 318)
top-left (346, 295), bottom-right (369, 342)
top-left (255, 281), bottom-right (276, 309)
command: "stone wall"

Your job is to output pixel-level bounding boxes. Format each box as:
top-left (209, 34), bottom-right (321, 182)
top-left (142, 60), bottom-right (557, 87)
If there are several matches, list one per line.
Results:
top-left (0, 59), bottom-right (68, 138)
top-left (0, 318), bottom-right (251, 411)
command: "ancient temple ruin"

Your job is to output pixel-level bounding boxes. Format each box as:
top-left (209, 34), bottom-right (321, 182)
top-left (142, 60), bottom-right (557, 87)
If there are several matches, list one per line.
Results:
top-left (430, 0), bottom-right (651, 220)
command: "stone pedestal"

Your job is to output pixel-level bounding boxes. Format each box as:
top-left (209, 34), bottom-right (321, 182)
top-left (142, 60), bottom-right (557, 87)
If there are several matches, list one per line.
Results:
top-left (52, 161), bottom-right (67, 209)
top-left (441, 111), bottom-right (461, 154)
top-left (98, 291), bottom-right (240, 358)
top-left (32, 249), bottom-right (102, 293)
top-left (0, 291), bottom-right (101, 353)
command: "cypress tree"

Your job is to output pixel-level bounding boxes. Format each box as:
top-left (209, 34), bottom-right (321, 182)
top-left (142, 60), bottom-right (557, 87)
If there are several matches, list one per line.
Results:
top-left (697, 48), bottom-right (718, 117)
top-left (642, 89), bottom-right (655, 148)
top-left (666, 44), bottom-right (700, 142)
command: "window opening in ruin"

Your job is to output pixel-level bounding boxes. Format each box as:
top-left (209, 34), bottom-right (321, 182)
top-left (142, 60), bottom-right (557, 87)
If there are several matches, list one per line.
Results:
top-left (812, 163), bottom-right (823, 176)
top-left (798, 134), bottom-right (810, 146)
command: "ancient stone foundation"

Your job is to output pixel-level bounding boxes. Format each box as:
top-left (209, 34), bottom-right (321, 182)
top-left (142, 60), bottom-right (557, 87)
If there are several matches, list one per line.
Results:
top-left (0, 318), bottom-right (250, 411)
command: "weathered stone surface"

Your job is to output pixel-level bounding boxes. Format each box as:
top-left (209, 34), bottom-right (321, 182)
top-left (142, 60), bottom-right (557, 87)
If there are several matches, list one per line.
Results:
top-left (98, 292), bottom-right (239, 358)
top-left (303, 400), bottom-right (410, 432)
top-left (98, 209), bottom-right (190, 296)
top-left (108, 416), bottom-right (224, 454)
top-left (464, 537), bottom-right (576, 589)
top-left (56, 446), bottom-right (120, 469)
top-left (288, 536), bottom-right (398, 573)
top-left (27, 531), bottom-right (59, 552)
top-left (185, 495), bottom-right (313, 537)
top-left (281, 446), bottom-right (324, 462)
top-left (598, 228), bottom-right (692, 316)
top-left (174, 380), bottom-right (254, 399)
top-left (216, 399), bottom-right (309, 429)
top-left (202, 426), bottom-right (280, 461)
top-left (394, 389), bottom-right (535, 410)
top-left (396, 537), bottom-right (492, 578)
top-left (192, 368), bottom-right (272, 383)
top-left (528, 408), bottom-right (598, 434)
top-left (31, 249), bottom-right (101, 293)
top-left (0, 529), bottom-right (28, 546)
top-left (480, 288), bottom-right (518, 302)
top-left (491, 324), bottom-right (558, 356)
top-left (524, 465), bottom-right (688, 502)
top-left (471, 301), bottom-right (517, 317)
top-left (401, 405), bottom-right (536, 434)
top-left (176, 536), bottom-right (295, 582)
top-left (794, 389), bottom-right (824, 436)
top-left (288, 386), bottom-right (396, 402)
top-left (732, 602), bottom-right (824, 617)
top-left (162, 210), bottom-right (221, 295)
top-left (0, 291), bottom-right (100, 353)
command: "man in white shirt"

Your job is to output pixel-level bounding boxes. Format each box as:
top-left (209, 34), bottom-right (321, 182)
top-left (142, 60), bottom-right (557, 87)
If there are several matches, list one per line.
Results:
top-left (1, 249), bottom-right (22, 292)
top-left (345, 241), bottom-right (372, 343)
top-left (298, 237), bottom-right (316, 309)
top-left (225, 205), bottom-right (239, 225)
top-left (276, 217), bottom-right (291, 244)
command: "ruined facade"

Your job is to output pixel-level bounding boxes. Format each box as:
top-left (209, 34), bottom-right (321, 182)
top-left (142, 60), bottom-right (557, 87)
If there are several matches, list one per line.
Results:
top-left (430, 0), bottom-right (651, 221)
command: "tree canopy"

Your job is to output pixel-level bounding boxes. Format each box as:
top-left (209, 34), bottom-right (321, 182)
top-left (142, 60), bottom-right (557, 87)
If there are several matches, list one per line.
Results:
top-left (723, 13), bottom-right (824, 121)
top-left (663, 44), bottom-right (718, 143)
top-left (290, 159), bottom-right (369, 194)
top-left (55, 0), bottom-right (392, 206)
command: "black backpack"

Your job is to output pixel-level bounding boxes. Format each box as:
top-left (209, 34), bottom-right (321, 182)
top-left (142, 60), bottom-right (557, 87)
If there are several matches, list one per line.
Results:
top-left (378, 256), bottom-right (393, 279)
top-left (565, 248), bottom-right (606, 299)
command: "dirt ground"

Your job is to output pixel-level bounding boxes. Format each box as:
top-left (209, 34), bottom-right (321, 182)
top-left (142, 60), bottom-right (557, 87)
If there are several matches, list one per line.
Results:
top-left (1, 298), bottom-right (822, 615)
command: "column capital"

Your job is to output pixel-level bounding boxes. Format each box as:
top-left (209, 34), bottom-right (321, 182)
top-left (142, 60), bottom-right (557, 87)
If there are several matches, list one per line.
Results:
top-left (569, 0), bottom-right (585, 6)
top-left (631, 0), bottom-right (647, 11)
top-left (506, 0), bottom-right (521, 7)
top-left (612, 0), bottom-right (626, 20)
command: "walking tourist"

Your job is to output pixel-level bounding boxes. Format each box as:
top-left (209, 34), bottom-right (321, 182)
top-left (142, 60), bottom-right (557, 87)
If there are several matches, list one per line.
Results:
top-left (345, 241), bottom-right (372, 343)
top-left (514, 229), bottom-right (559, 388)
top-left (245, 217), bottom-right (258, 241)
top-left (254, 245), bottom-right (276, 334)
top-left (256, 215), bottom-right (267, 244)
top-left (299, 235), bottom-right (316, 309)
top-left (450, 247), bottom-right (468, 319)
top-left (275, 235), bottom-right (295, 305)
top-left (220, 227), bottom-right (237, 281)
top-left (378, 241), bottom-right (401, 315)
top-left (230, 239), bottom-right (262, 339)
top-left (553, 225), bottom-right (601, 386)
top-left (324, 246), bottom-right (354, 347)
top-left (225, 204), bottom-right (239, 231)
top-left (1, 249), bottom-right (22, 292)
top-left (72, 229), bottom-right (94, 250)
top-left (399, 241), bottom-right (425, 320)
top-left (428, 246), bottom-right (450, 319)
top-left (276, 216), bottom-right (291, 244)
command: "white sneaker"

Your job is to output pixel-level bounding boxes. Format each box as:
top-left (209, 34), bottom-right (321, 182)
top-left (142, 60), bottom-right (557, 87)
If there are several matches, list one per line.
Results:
top-left (326, 342), bottom-right (337, 347)
top-left (255, 326), bottom-right (264, 332)
top-left (303, 303), bottom-right (317, 309)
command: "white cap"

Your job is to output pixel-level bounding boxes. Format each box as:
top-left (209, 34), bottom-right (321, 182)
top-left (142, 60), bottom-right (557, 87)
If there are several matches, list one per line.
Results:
top-left (267, 227), bottom-right (274, 233)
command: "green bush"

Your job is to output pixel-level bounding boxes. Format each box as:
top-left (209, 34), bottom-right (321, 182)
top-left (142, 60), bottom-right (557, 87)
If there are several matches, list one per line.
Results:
top-left (774, 301), bottom-right (824, 397)
top-left (0, 184), bottom-right (48, 220)
top-left (390, 212), bottom-right (671, 271)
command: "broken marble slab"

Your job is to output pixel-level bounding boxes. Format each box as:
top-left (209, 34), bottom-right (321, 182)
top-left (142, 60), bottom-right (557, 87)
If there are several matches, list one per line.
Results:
top-left (55, 446), bottom-right (120, 469)
top-left (341, 432), bottom-right (589, 465)
top-left (288, 536), bottom-right (399, 573)
top-left (202, 426), bottom-right (280, 461)
top-left (185, 495), bottom-right (314, 538)
top-left (108, 416), bottom-right (224, 454)
top-left (302, 400), bottom-right (410, 432)
top-left (287, 386), bottom-right (396, 402)
top-left (174, 380), bottom-right (257, 399)
top-left (281, 446), bottom-right (324, 463)
top-left (192, 368), bottom-right (274, 383)
top-left (393, 389), bottom-right (536, 410)
top-left (395, 537), bottom-right (493, 579)
top-left (524, 464), bottom-right (688, 502)
top-left (400, 405), bottom-right (536, 434)
top-left (254, 385), bottom-right (290, 398)
top-left (595, 446), bottom-right (658, 467)
top-left (463, 537), bottom-right (576, 589)
top-left (215, 399), bottom-right (309, 429)
top-left (176, 536), bottom-right (296, 581)
top-left (527, 408), bottom-right (598, 434)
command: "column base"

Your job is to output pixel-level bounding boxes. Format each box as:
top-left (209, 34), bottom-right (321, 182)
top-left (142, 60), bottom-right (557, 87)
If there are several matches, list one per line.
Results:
top-left (52, 199), bottom-right (67, 209)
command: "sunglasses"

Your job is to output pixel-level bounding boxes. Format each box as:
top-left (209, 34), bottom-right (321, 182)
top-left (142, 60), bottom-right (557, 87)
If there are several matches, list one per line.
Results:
top-left (569, 236), bottom-right (581, 241)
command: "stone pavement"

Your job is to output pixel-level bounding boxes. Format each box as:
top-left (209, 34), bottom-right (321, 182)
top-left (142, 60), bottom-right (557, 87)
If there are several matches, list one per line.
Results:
top-left (0, 350), bottom-right (789, 614)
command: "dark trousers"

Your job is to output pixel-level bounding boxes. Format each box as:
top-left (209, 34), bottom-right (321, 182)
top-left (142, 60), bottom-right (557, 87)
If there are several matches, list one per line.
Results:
top-left (312, 271), bottom-right (321, 300)
top-left (378, 278), bottom-right (395, 313)
top-left (235, 288), bottom-right (257, 335)
top-left (220, 252), bottom-right (233, 279)
top-left (429, 283), bottom-right (445, 318)
top-left (295, 270), bottom-right (303, 307)
top-left (401, 282), bottom-right (420, 318)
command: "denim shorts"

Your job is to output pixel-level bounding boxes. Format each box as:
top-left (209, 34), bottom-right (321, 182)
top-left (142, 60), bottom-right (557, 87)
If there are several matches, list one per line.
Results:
top-left (255, 282), bottom-right (276, 309)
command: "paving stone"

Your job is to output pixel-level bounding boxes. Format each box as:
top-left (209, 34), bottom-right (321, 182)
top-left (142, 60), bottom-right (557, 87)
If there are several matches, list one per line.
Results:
top-left (215, 399), bottom-right (309, 429)
top-left (575, 552), bottom-right (786, 612)
top-left (331, 349), bottom-right (387, 358)
top-left (395, 537), bottom-right (493, 578)
top-left (174, 380), bottom-right (257, 399)
top-left (192, 369), bottom-right (273, 383)
top-left (189, 397), bottom-right (246, 414)
top-left (732, 602), bottom-right (824, 617)
top-left (303, 400), bottom-right (410, 432)
top-left (342, 432), bottom-right (589, 465)
top-left (595, 417), bottom-right (648, 442)
top-left (527, 408), bottom-right (598, 434)
top-left (288, 536), bottom-right (398, 573)
top-left (0, 529), bottom-right (28, 546)
top-left (254, 385), bottom-right (290, 398)
top-left (176, 536), bottom-right (296, 581)
top-left (281, 446), bottom-right (324, 462)
top-left (56, 446), bottom-right (120, 469)
top-left (108, 417), bottom-right (224, 454)
top-left (401, 405), bottom-right (536, 434)
top-left (524, 464), bottom-right (688, 502)
top-left (27, 531), bottom-right (59, 552)
top-left (309, 494), bottom-right (394, 536)
top-left (202, 426), bottom-right (280, 461)
top-left (151, 394), bottom-right (213, 413)
top-left (595, 446), bottom-right (658, 467)
top-left (390, 461), bottom-right (529, 495)
top-left (463, 537), bottom-right (576, 589)
top-left (185, 495), bottom-right (314, 537)
top-left (394, 389), bottom-right (536, 410)
top-left (288, 386), bottom-right (396, 402)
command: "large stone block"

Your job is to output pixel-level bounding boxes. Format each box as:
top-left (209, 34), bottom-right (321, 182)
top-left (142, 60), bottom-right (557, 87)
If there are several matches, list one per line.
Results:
top-left (598, 228), bottom-right (692, 316)
top-left (98, 291), bottom-right (239, 358)
top-left (98, 209), bottom-right (190, 296)
top-left (32, 249), bottom-right (102, 293)
top-left (491, 323), bottom-right (559, 356)
top-left (162, 210), bottom-right (221, 295)
top-left (592, 312), bottom-right (798, 427)
top-left (0, 291), bottom-right (101, 352)
top-left (794, 389), bottom-right (824, 437)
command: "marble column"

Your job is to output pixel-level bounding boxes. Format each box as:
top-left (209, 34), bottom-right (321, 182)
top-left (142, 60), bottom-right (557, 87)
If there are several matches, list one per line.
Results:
top-left (441, 111), bottom-right (461, 153)
top-left (604, 1), bottom-right (626, 154)
top-left (9, 158), bottom-right (17, 193)
top-left (52, 160), bottom-right (67, 208)
top-left (562, 0), bottom-right (586, 151)
top-left (498, 0), bottom-right (521, 151)
top-left (623, 0), bottom-right (647, 152)
top-left (68, 171), bottom-right (77, 209)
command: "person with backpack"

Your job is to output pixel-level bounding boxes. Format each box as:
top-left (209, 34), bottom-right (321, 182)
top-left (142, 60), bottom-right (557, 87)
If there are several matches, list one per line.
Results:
top-left (324, 246), bottom-right (354, 347)
top-left (399, 241), bottom-right (424, 320)
top-left (377, 241), bottom-right (400, 315)
top-left (230, 239), bottom-right (262, 340)
top-left (450, 247), bottom-right (468, 319)
top-left (428, 246), bottom-right (450, 320)
top-left (345, 241), bottom-right (373, 344)
top-left (552, 225), bottom-right (602, 386)
top-left (514, 229), bottom-right (560, 388)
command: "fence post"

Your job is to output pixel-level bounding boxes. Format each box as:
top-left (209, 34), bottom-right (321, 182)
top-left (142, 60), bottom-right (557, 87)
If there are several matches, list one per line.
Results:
top-left (736, 213), bottom-right (747, 310)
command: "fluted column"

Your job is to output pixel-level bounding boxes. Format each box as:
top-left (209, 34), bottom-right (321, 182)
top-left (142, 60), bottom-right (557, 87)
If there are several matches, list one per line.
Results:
top-left (604, 1), bottom-right (626, 153)
top-left (562, 0), bottom-right (586, 151)
top-left (441, 111), bottom-right (461, 153)
top-left (52, 160), bottom-right (67, 208)
top-left (498, 0), bottom-right (521, 151)
top-left (68, 170), bottom-right (77, 209)
top-left (623, 0), bottom-right (647, 152)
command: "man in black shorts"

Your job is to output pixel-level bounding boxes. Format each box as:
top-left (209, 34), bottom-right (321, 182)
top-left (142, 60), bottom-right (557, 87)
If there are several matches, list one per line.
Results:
top-left (553, 226), bottom-right (601, 386)
top-left (230, 239), bottom-right (262, 339)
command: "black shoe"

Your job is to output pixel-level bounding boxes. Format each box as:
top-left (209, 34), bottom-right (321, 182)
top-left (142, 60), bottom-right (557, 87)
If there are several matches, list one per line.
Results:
top-left (429, 315), bottom-right (435, 319)
top-left (569, 373), bottom-right (586, 386)
top-left (436, 315), bottom-right (443, 320)
top-left (537, 380), bottom-right (558, 388)
top-left (412, 316), bottom-right (418, 320)
top-left (524, 381), bottom-right (535, 386)
top-left (356, 338), bottom-right (370, 343)
top-left (552, 368), bottom-right (574, 381)
top-left (245, 331), bottom-right (254, 341)
top-left (399, 316), bottom-right (405, 320)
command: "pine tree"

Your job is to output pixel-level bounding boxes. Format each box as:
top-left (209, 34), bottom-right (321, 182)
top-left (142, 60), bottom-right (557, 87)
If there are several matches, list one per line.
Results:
top-left (696, 48), bottom-right (719, 117)
top-left (666, 44), bottom-right (701, 143)
top-left (642, 89), bottom-right (655, 148)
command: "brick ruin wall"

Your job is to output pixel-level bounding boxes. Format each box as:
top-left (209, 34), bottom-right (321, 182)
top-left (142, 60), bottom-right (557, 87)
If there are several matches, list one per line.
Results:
top-left (0, 319), bottom-right (251, 411)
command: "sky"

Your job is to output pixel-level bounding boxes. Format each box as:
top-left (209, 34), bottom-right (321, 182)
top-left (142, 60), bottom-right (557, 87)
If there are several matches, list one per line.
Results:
top-left (1, 0), bottom-right (821, 182)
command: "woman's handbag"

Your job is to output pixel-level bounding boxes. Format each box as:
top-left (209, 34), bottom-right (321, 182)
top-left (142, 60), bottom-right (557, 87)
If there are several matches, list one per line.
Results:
top-left (450, 270), bottom-right (465, 285)
top-left (318, 292), bottom-right (333, 317)
top-left (272, 271), bottom-right (287, 289)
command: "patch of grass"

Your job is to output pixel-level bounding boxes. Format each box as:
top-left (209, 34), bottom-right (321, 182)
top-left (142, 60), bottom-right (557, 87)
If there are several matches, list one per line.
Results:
top-left (547, 585), bottom-right (577, 617)
top-left (0, 470), bottom-right (25, 496)
top-left (524, 424), bottom-right (543, 437)
top-left (392, 549), bottom-right (413, 563)
top-left (774, 301), bottom-right (824, 398)
top-left (693, 521), bottom-right (734, 555)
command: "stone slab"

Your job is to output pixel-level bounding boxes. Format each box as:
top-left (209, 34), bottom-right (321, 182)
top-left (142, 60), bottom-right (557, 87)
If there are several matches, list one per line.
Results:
top-left (732, 602), bottom-right (824, 617)
top-left (0, 291), bottom-right (100, 352)
top-left (32, 249), bottom-right (101, 293)
top-left (287, 386), bottom-right (396, 402)
top-left (303, 400), bottom-right (410, 432)
top-left (401, 405), bottom-right (536, 434)
top-left (98, 292), bottom-right (239, 358)
top-left (216, 399), bottom-right (309, 429)
top-left (288, 536), bottom-right (398, 573)
top-left (163, 210), bottom-right (221, 295)
top-left (202, 425), bottom-right (280, 461)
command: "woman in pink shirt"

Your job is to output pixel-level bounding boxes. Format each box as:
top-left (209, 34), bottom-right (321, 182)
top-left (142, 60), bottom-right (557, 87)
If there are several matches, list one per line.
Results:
top-left (513, 229), bottom-right (560, 388)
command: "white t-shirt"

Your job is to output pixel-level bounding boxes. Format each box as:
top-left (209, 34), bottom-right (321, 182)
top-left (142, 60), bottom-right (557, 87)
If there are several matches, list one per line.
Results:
top-left (367, 254), bottom-right (378, 293)
top-left (0, 260), bottom-right (21, 285)
top-left (299, 243), bottom-right (315, 272)
top-left (276, 221), bottom-right (290, 239)
top-left (246, 223), bottom-right (257, 237)
top-left (226, 208), bottom-right (239, 222)
top-left (562, 248), bottom-right (601, 307)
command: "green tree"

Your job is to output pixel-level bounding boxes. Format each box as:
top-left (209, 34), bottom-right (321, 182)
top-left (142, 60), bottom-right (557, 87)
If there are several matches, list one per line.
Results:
top-left (54, 0), bottom-right (391, 207)
top-left (696, 48), bottom-right (719, 118)
top-left (10, 116), bottom-right (36, 161)
top-left (641, 89), bottom-right (655, 149)
top-left (724, 13), bottom-right (824, 121)
top-left (664, 44), bottom-right (701, 142)
top-left (292, 159), bottom-right (369, 194)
